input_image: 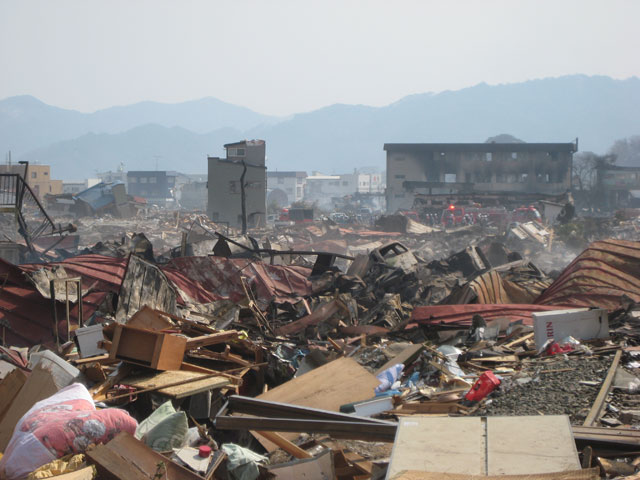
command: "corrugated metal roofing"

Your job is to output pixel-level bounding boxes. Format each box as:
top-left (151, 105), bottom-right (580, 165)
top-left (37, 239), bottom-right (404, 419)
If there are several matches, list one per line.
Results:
top-left (162, 256), bottom-right (312, 309)
top-left (409, 304), bottom-right (562, 328)
top-left (0, 255), bottom-right (127, 347)
top-left (535, 239), bottom-right (640, 311)
top-left (20, 254), bottom-right (128, 293)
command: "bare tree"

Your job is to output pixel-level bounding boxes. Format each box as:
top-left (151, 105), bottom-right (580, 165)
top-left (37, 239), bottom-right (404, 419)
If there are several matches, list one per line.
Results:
top-left (608, 135), bottom-right (640, 167)
top-left (572, 152), bottom-right (616, 209)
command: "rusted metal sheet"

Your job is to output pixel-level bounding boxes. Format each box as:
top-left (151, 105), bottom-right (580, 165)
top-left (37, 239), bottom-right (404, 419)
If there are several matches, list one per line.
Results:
top-left (20, 254), bottom-right (128, 293)
top-left (409, 304), bottom-right (562, 328)
top-left (444, 263), bottom-right (552, 305)
top-left (116, 254), bottom-right (177, 323)
top-left (0, 255), bottom-right (126, 347)
top-left (535, 239), bottom-right (640, 311)
top-left (162, 256), bottom-right (312, 310)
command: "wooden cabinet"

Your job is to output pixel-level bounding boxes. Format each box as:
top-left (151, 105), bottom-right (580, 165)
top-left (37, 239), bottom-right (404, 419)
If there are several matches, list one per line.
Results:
top-left (109, 324), bottom-right (186, 371)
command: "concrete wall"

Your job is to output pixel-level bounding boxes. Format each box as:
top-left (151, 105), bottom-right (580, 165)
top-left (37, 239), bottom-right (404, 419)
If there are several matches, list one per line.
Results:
top-left (386, 149), bottom-right (573, 213)
top-left (207, 157), bottom-right (266, 227)
top-left (226, 141), bottom-right (266, 166)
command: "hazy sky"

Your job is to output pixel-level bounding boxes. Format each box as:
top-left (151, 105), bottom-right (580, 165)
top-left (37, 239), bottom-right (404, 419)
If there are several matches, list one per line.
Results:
top-left (1, 0), bottom-right (638, 116)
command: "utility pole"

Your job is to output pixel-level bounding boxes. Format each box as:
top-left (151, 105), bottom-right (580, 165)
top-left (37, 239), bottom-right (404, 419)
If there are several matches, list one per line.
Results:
top-left (240, 160), bottom-right (248, 234)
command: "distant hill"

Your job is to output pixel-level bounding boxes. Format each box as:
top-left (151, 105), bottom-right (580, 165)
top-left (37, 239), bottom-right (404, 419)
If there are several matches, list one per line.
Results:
top-left (5, 75), bottom-right (640, 179)
top-left (0, 95), bottom-right (276, 158)
top-left (19, 124), bottom-right (242, 177)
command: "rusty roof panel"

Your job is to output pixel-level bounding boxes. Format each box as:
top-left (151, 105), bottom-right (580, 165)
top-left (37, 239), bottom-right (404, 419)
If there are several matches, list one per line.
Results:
top-left (162, 256), bottom-right (312, 309)
top-left (410, 304), bottom-right (562, 328)
top-left (20, 254), bottom-right (128, 293)
top-left (535, 239), bottom-right (640, 311)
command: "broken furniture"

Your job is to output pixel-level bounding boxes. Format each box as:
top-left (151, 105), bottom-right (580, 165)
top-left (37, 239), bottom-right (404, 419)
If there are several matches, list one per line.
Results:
top-left (109, 324), bottom-right (186, 370)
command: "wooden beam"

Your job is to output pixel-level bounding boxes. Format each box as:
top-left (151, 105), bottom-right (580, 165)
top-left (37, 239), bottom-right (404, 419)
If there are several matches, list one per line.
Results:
top-left (583, 349), bottom-right (622, 427)
top-left (256, 431), bottom-right (312, 459)
top-left (185, 330), bottom-right (239, 349)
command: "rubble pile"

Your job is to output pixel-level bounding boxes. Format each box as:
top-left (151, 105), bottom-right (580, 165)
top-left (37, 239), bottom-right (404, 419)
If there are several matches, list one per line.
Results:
top-left (1, 210), bottom-right (640, 479)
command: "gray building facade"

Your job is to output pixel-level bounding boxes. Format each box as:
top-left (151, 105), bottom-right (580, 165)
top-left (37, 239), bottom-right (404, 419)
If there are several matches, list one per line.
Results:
top-left (385, 142), bottom-right (576, 213)
top-left (207, 140), bottom-right (267, 228)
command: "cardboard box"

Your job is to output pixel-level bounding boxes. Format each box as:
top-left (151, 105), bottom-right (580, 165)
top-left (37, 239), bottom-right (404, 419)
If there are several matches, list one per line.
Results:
top-left (532, 308), bottom-right (608, 351)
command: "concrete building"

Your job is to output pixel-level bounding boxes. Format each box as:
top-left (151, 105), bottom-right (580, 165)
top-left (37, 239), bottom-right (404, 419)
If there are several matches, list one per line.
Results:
top-left (384, 142), bottom-right (577, 213)
top-left (340, 171), bottom-right (385, 194)
top-left (0, 163), bottom-right (63, 199)
top-left (179, 181), bottom-right (208, 211)
top-left (303, 174), bottom-right (347, 209)
top-left (207, 140), bottom-right (267, 228)
top-left (127, 171), bottom-right (179, 206)
top-left (303, 170), bottom-right (386, 210)
top-left (596, 165), bottom-right (640, 209)
top-left (267, 171), bottom-right (307, 208)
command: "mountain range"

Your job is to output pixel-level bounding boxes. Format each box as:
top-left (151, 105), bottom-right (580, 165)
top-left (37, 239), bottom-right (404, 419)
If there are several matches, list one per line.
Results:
top-left (2, 74), bottom-right (639, 179)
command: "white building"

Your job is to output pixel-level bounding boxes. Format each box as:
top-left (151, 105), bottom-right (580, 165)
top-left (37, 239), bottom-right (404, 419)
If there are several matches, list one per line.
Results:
top-left (63, 178), bottom-right (100, 195)
top-left (304, 170), bottom-right (385, 209)
top-left (267, 171), bottom-right (307, 208)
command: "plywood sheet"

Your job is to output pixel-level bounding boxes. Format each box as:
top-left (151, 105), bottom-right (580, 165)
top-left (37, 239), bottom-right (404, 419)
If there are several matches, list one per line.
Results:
top-left (487, 415), bottom-right (580, 475)
top-left (254, 357), bottom-right (380, 451)
top-left (0, 367), bottom-right (27, 424)
top-left (387, 417), bottom-right (485, 478)
top-left (389, 467), bottom-right (599, 480)
top-left (0, 364), bottom-right (59, 450)
top-left (386, 416), bottom-right (581, 479)
top-left (124, 370), bottom-right (230, 399)
top-left (87, 432), bottom-right (202, 480)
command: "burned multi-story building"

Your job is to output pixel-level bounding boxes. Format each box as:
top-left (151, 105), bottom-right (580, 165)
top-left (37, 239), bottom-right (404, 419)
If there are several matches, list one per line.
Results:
top-left (384, 142), bottom-right (577, 213)
top-left (596, 165), bottom-right (640, 209)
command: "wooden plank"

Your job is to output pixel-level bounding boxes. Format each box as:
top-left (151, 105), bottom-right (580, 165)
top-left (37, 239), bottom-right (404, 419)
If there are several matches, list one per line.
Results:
top-left (487, 415), bottom-right (580, 475)
top-left (256, 430), bottom-right (312, 459)
top-left (124, 370), bottom-right (230, 399)
top-left (185, 330), bottom-right (239, 349)
top-left (275, 299), bottom-right (341, 336)
top-left (387, 417), bottom-right (485, 478)
top-left (584, 349), bottom-right (622, 426)
top-left (253, 357), bottom-right (379, 451)
top-left (474, 355), bottom-right (519, 363)
top-left (375, 344), bottom-right (424, 376)
top-left (502, 332), bottom-right (534, 349)
top-left (87, 432), bottom-right (202, 480)
top-left (394, 401), bottom-right (465, 414)
top-left (0, 364), bottom-right (59, 451)
top-left (0, 367), bottom-right (27, 424)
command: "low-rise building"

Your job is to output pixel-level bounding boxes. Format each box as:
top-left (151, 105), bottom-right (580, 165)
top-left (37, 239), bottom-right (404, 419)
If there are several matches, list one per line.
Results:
top-left (0, 163), bottom-right (63, 199)
top-left (596, 165), bottom-right (640, 209)
top-left (207, 140), bottom-right (267, 228)
top-left (267, 171), bottom-right (307, 208)
top-left (127, 171), bottom-right (179, 206)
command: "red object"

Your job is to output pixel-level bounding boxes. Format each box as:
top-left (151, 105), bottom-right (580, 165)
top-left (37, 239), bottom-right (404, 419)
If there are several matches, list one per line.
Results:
top-left (545, 341), bottom-right (574, 356)
top-left (465, 371), bottom-right (501, 402)
top-left (199, 445), bottom-right (212, 458)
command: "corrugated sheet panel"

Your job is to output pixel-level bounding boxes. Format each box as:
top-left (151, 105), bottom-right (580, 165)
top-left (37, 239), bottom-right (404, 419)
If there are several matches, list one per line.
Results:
top-left (410, 304), bottom-right (562, 328)
top-left (162, 256), bottom-right (312, 309)
top-left (535, 239), bottom-right (640, 311)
